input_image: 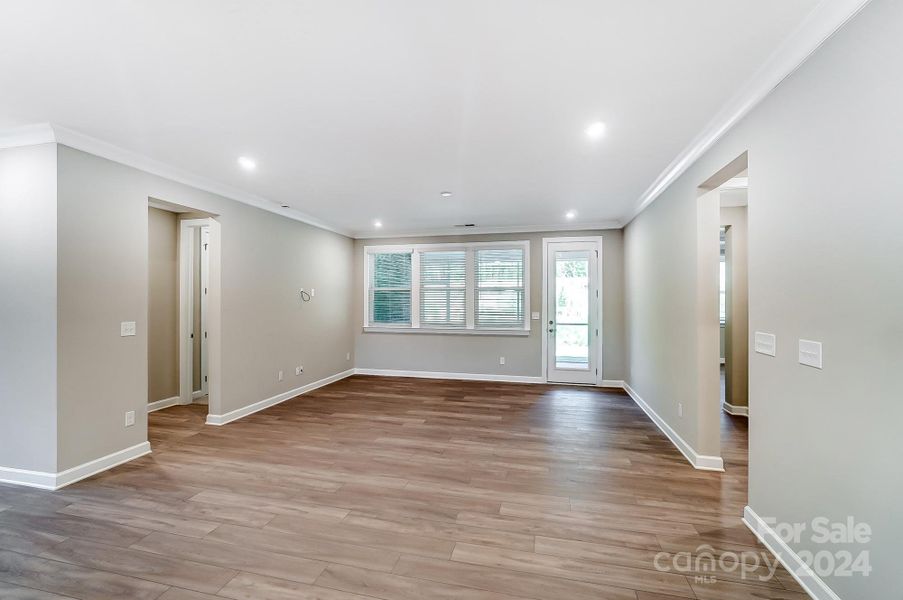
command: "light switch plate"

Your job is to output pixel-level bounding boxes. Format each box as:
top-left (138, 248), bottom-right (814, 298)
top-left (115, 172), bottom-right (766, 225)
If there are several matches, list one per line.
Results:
top-left (799, 339), bottom-right (823, 369)
top-left (120, 321), bottom-right (136, 337)
top-left (754, 331), bottom-right (776, 356)
top-left (124, 411), bottom-right (135, 427)
top-left (531, 312), bottom-right (540, 320)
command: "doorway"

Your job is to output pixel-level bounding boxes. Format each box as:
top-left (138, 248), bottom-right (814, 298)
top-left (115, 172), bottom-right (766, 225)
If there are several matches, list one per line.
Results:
top-left (543, 237), bottom-right (602, 385)
top-left (179, 218), bottom-right (214, 408)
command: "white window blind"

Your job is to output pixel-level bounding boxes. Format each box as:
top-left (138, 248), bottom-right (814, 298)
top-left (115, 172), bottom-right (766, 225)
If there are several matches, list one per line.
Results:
top-left (419, 250), bottom-right (466, 327)
top-left (475, 247), bottom-right (525, 328)
top-left (369, 252), bottom-right (412, 325)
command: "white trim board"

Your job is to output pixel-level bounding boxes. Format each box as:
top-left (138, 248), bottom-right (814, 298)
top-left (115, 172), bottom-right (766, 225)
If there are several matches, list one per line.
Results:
top-left (627, 0), bottom-right (873, 223)
top-left (206, 369), bottom-right (355, 426)
top-left (147, 396), bottom-right (180, 413)
top-left (744, 505), bottom-right (842, 600)
top-left (623, 382), bottom-right (725, 471)
top-left (355, 368), bottom-right (544, 384)
top-left (723, 401), bottom-right (749, 417)
top-left (0, 442), bottom-right (151, 490)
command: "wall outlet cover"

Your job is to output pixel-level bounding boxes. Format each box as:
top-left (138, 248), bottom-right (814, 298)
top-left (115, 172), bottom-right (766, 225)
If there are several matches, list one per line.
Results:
top-left (754, 331), bottom-right (777, 356)
top-left (125, 411), bottom-right (135, 427)
top-left (120, 321), bottom-right (136, 337)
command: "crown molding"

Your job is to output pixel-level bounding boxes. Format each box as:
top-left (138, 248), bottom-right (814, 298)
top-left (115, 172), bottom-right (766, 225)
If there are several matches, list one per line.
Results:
top-left (625, 0), bottom-right (872, 224)
top-left (0, 122), bottom-right (351, 237)
top-left (0, 123), bottom-right (57, 148)
top-left (353, 220), bottom-right (623, 240)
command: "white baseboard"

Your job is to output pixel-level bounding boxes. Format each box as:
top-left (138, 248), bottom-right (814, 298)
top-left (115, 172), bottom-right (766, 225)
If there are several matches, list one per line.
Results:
top-left (192, 389), bottom-right (206, 400)
top-left (147, 396), bottom-right (180, 413)
top-left (206, 369), bottom-right (355, 426)
top-left (743, 505), bottom-right (840, 600)
top-left (55, 442), bottom-right (151, 489)
top-left (622, 382), bottom-right (724, 471)
top-left (723, 401), bottom-right (749, 417)
top-left (354, 368), bottom-right (545, 384)
top-left (0, 442), bottom-right (151, 490)
top-left (599, 379), bottom-right (626, 388)
top-left (0, 465), bottom-right (57, 490)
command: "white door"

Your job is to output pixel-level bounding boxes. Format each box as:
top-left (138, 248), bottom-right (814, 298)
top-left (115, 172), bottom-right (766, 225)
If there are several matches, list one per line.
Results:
top-left (546, 241), bottom-right (599, 384)
top-left (200, 226), bottom-right (210, 395)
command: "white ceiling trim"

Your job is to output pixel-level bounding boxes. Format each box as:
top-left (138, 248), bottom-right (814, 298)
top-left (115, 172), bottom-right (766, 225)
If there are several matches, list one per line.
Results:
top-left (0, 122), bottom-right (351, 237)
top-left (626, 0), bottom-right (872, 224)
top-left (354, 220), bottom-right (622, 240)
top-left (0, 123), bottom-right (57, 148)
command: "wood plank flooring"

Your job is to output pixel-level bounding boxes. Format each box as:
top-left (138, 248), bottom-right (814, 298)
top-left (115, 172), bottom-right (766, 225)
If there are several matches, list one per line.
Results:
top-left (0, 375), bottom-right (803, 600)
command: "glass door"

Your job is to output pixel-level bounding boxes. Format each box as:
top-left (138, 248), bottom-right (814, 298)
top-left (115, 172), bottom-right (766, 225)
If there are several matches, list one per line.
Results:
top-left (546, 241), bottom-right (598, 384)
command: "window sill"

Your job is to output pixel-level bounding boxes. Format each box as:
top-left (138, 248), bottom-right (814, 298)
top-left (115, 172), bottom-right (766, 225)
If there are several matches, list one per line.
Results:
top-left (363, 326), bottom-right (530, 337)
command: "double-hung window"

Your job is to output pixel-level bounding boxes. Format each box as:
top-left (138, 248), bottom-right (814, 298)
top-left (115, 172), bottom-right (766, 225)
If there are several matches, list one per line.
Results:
top-left (364, 241), bottom-right (529, 334)
top-left (369, 252), bottom-right (412, 326)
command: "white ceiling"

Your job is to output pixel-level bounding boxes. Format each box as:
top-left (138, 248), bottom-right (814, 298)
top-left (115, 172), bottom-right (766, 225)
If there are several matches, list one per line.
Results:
top-left (0, 0), bottom-right (824, 237)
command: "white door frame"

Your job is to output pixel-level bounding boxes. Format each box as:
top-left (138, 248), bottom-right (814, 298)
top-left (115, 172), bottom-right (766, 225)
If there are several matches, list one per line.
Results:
top-left (179, 218), bottom-right (221, 415)
top-left (541, 236), bottom-right (604, 385)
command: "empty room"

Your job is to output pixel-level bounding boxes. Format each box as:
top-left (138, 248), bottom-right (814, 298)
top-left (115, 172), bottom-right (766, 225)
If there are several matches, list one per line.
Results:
top-left (0, 1), bottom-right (897, 599)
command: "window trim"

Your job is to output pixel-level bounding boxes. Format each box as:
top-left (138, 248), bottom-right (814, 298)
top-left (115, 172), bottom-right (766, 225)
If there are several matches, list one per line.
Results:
top-left (363, 240), bottom-right (530, 335)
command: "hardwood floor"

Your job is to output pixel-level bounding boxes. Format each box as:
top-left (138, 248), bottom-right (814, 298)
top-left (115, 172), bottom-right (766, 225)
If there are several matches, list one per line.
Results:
top-left (0, 375), bottom-right (802, 600)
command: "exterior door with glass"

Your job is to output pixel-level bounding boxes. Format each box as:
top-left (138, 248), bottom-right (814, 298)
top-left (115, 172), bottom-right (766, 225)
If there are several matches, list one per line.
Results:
top-left (546, 241), bottom-right (599, 384)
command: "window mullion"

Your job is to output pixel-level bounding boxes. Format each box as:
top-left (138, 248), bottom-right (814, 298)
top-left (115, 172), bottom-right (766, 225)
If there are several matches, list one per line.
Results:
top-left (411, 251), bottom-right (421, 329)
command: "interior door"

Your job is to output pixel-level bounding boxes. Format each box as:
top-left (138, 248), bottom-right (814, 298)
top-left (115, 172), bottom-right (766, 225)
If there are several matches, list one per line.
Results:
top-left (546, 241), bottom-right (598, 384)
top-left (200, 226), bottom-right (210, 395)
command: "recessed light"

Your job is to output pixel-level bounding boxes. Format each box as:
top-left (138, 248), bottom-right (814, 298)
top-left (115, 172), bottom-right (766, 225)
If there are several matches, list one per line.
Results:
top-left (440, 191), bottom-right (453, 198)
top-left (238, 156), bottom-right (257, 171)
top-left (585, 121), bottom-right (606, 140)
top-left (565, 210), bottom-right (577, 220)
top-left (374, 220), bottom-right (383, 228)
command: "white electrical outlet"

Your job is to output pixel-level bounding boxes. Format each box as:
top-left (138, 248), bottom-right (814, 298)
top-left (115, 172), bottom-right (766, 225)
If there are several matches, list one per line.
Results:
top-left (310, 288), bottom-right (315, 297)
top-left (678, 403), bottom-right (683, 418)
top-left (278, 370), bottom-right (284, 382)
top-left (499, 356), bottom-right (505, 365)
top-left (531, 312), bottom-right (540, 320)
top-left (120, 321), bottom-right (136, 337)
top-left (295, 366), bottom-right (303, 376)
top-left (125, 411), bottom-right (135, 427)
top-left (346, 352), bottom-right (351, 361)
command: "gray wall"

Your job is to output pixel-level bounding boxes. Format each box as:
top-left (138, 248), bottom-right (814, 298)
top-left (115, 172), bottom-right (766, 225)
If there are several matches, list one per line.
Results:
top-left (56, 145), bottom-right (355, 471)
top-left (623, 1), bottom-right (901, 596)
top-left (147, 207), bottom-right (179, 403)
top-left (721, 206), bottom-right (748, 409)
top-left (0, 144), bottom-right (58, 473)
top-left (354, 229), bottom-right (625, 381)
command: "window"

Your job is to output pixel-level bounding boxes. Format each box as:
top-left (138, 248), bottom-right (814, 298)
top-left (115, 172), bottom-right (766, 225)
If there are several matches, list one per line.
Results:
top-left (475, 248), bottom-right (525, 328)
top-left (369, 252), bottom-right (412, 325)
top-left (364, 241), bottom-right (529, 333)
top-left (420, 250), bottom-right (466, 327)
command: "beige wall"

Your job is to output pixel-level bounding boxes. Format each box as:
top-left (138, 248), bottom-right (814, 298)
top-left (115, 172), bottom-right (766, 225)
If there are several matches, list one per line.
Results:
top-left (147, 207), bottom-right (179, 403)
top-left (721, 205), bottom-right (748, 409)
top-left (623, 1), bottom-right (901, 597)
top-left (55, 145), bottom-right (355, 471)
top-left (353, 229), bottom-right (625, 381)
top-left (0, 143), bottom-right (58, 474)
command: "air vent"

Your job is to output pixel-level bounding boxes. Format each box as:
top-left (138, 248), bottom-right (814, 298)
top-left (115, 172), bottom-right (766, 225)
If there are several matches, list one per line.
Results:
top-left (454, 223), bottom-right (477, 228)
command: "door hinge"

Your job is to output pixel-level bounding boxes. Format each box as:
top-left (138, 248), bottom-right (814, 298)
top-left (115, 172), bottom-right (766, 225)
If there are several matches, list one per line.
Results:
top-left (204, 375), bottom-right (208, 382)
top-left (204, 331), bottom-right (207, 339)
top-left (190, 333), bottom-right (194, 339)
